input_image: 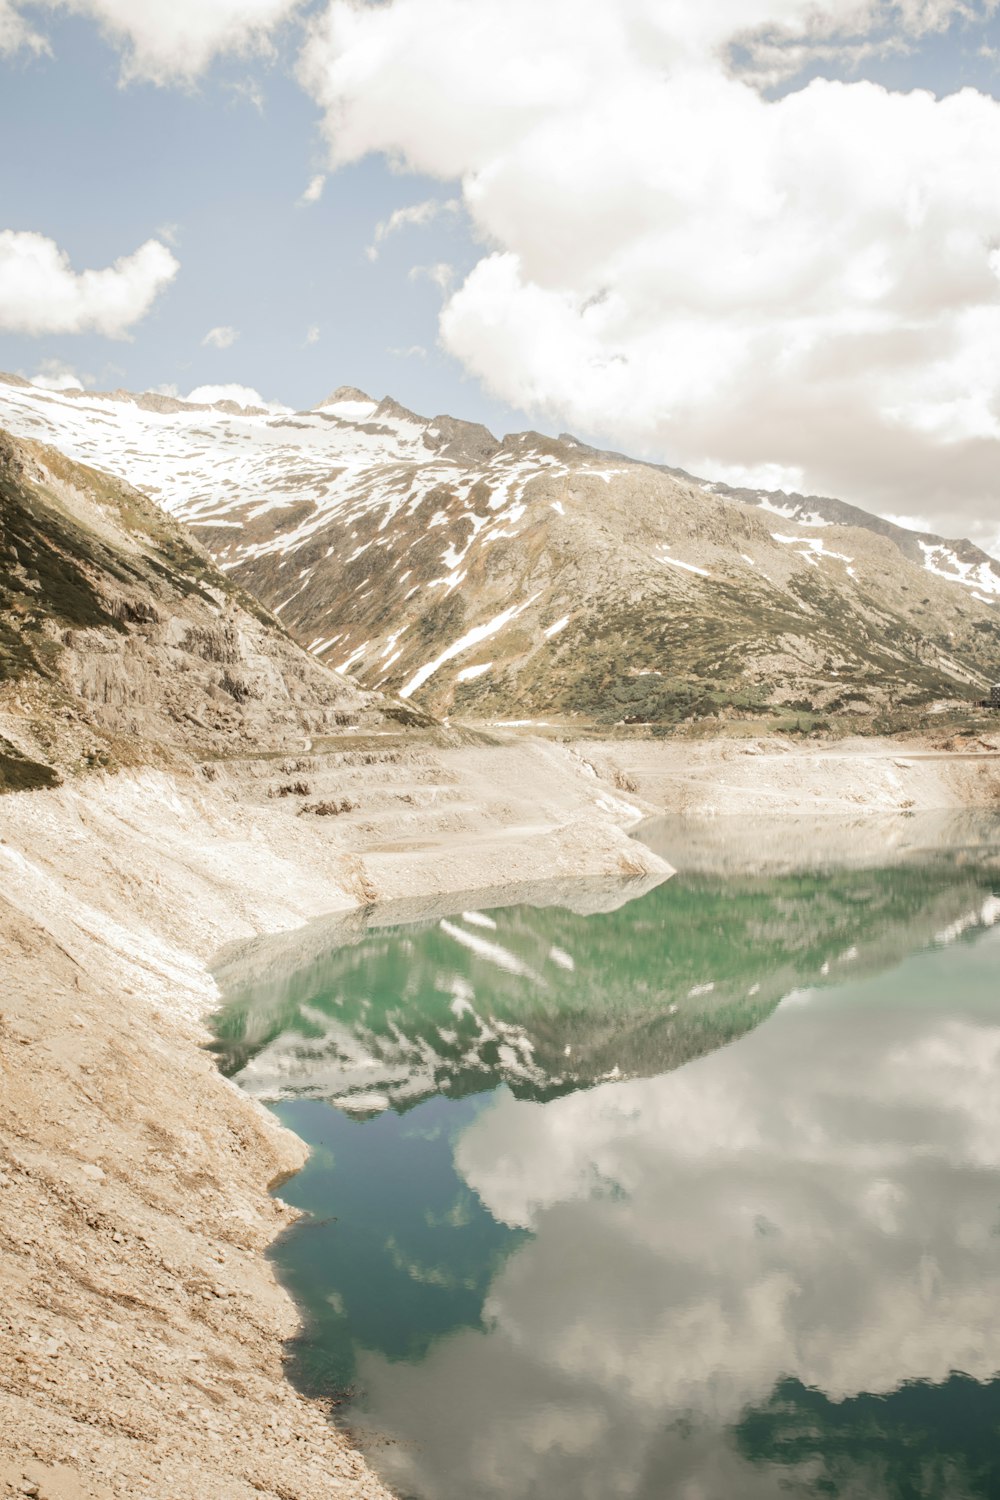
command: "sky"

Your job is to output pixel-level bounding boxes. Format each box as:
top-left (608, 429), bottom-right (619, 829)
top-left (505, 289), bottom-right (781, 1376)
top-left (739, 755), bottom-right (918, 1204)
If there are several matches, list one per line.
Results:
top-left (1, 0), bottom-right (1000, 554)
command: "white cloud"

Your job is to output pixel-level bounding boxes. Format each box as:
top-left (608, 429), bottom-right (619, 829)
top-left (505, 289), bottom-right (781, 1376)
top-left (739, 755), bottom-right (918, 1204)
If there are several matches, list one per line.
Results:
top-left (701, 460), bottom-right (806, 495)
top-left (0, 230), bottom-right (178, 337)
top-left (301, 173), bottom-right (326, 205)
top-left (366, 196), bottom-right (460, 259)
top-left (881, 510), bottom-right (938, 532)
top-left (184, 382), bottom-right (289, 412)
top-left (389, 344), bottom-right (428, 358)
top-left (27, 359), bottom-right (87, 392)
top-left (300, 0), bottom-right (1000, 544)
top-left (201, 324), bottom-right (239, 349)
top-left (0, 0), bottom-right (47, 55)
top-left (305, 324), bottom-right (321, 345)
top-left (6, 0), bottom-right (304, 83)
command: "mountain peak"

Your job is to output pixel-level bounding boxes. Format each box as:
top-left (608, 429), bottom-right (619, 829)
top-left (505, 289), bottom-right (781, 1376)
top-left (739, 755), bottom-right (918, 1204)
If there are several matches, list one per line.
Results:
top-left (314, 385), bottom-right (376, 416)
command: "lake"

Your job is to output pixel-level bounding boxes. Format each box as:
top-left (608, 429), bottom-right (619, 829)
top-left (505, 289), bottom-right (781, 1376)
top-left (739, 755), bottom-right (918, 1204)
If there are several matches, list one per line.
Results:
top-left (211, 811), bottom-right (1000, 1499)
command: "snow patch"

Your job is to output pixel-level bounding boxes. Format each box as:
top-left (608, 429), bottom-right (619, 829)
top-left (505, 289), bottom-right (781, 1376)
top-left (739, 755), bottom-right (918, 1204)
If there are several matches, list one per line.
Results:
top-left (456, 662), bottom-right (492, 682)
top-left (757, 497), bottom-right (830, 527)
top-left (772, 534), bottom-right (853, 566)
top-left (655, 545), bottom-right (711, 578)
top-left (919, 541), bottom-right (1000, 597)
top-left (399, 593), bottom-right (540, 699)
top-left (335, 641), bottom-right (369, 674)
top-left (318, 398), bottom-right (379, 421)
top-left (934, 895), bottom-right (1000, 946)
top-left (439, 918), bottom-right (545, 982)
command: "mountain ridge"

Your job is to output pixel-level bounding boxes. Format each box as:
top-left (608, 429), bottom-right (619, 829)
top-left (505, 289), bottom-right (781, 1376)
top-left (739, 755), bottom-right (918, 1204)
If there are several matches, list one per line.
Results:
top-left (7, 370), bottom-right (998, 576)
top-left (2, 374), bottom-right (998, 728)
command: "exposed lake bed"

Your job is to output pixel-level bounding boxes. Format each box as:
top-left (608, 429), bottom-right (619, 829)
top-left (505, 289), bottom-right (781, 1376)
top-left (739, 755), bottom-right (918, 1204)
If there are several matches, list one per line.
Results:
top-left (2, 736), bottom-right (999, 1499)
top-left (212, 810), bottom-right (1000, 1500)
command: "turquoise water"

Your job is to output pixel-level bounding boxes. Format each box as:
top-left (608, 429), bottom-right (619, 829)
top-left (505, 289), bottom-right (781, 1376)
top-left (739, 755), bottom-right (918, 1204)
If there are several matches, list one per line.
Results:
top-left (212, 812), bottom-right (1000, 1499)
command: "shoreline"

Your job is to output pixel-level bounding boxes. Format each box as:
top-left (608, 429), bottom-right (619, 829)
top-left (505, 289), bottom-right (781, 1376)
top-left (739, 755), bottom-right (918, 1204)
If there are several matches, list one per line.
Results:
top-left (1, 732), bottom-right (999, 1499)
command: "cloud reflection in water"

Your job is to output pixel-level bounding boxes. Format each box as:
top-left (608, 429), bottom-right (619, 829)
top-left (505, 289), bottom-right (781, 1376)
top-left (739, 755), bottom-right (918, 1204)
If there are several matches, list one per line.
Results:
top-left (352, 933), bottom-right (1000, 1500)
top-left (211, 813), bottom-right (1000, 1499)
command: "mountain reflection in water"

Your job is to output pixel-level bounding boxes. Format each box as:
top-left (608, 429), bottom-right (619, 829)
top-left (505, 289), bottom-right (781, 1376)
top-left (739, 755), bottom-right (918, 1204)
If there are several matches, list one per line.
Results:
top-left (211, 811), bottom-right (1000, 1500)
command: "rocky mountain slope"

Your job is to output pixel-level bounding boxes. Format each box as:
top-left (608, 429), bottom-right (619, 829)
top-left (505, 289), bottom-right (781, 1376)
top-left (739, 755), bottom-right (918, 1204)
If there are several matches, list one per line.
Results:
top-left (3, 374), bottom-right (999, 727)
top-left (0, 425), bottom-right (416, 793)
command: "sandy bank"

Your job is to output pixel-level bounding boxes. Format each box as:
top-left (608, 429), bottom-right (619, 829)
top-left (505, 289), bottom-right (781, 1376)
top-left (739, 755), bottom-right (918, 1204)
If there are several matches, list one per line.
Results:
top-left (1, 729), bottom-right (998, 1499)
top-left (576, 731), bottom-right (1000, 817)
top-left (0, 737), bottom-right (665, 1500)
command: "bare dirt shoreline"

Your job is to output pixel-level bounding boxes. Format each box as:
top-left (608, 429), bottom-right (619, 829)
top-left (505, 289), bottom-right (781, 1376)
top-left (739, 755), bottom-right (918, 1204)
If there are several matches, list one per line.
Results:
top-left (1, 732), bottom-right (999, 1500)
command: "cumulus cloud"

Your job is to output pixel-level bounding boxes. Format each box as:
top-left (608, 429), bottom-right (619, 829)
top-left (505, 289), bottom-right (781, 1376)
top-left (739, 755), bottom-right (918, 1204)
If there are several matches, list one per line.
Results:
top-left (882, 508), bottom-right (938, 531)
top-left (366, 196), bottom-right (459, 259)
top-left (305, 324), bottom-right (320, 344)
top-left (151, 381), bottom-right (288, 411)
top-left (28, 360), bottom-right (87, 391)
top-left (184, 382), bottom-right (289, 412)
top-left (201, 323), bottom-right (239, 349)
top-left (300, 0), bottom-right (1000, 549)
top-left (0, 230), bottom-right (178, 337)
top-left (4, 0), bottom-right (304, 83)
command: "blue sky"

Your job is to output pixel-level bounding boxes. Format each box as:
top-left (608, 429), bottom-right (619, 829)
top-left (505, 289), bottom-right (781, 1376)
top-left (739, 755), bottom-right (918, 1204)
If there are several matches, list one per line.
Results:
top-left (0, 8), bottom-right (523, 428)
top-left (1, 0), bottom-right (999, 550)
top-left (766, 9), bottom-right (1000, 96)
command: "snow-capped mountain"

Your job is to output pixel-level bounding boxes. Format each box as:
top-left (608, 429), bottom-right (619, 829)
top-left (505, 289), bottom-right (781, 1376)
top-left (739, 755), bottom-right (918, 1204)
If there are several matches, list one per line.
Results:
top-left (2, 372), bottom-right (998, 725)
top-left (692, 473), bottom-right (1000, 601)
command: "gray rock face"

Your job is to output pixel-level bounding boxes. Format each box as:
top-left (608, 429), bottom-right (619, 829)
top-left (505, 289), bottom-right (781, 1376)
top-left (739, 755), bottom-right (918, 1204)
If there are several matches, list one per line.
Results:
top-left (314, 385), bottom-right (374, 407)
top-left (1, 377), bottom-right (998, 727)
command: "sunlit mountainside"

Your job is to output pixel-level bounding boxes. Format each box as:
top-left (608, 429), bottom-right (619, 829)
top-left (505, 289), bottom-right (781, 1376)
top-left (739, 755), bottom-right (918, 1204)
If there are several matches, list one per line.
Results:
top-left (3, 373), bottom-right (999, 728)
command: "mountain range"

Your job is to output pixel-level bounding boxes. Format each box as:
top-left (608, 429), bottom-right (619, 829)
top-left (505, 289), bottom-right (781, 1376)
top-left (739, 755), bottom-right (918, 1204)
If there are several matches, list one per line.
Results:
top-left (2, 373), bottom-right (998, 728)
